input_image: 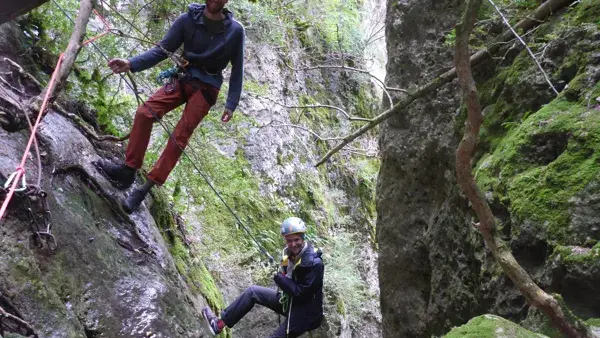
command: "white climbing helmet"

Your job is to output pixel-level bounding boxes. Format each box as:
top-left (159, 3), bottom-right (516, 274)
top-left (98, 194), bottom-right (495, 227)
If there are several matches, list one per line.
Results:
top-left (280, 217), bottom-right (307, 237)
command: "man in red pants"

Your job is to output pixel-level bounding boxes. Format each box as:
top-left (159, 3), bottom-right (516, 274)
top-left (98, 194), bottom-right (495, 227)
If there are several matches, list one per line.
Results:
top-left (95, 0), bottom-right (244, 213)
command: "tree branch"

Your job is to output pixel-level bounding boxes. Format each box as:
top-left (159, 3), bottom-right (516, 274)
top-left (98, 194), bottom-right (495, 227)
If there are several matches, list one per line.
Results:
top-left (314, 0), bottom-right (577, 167)
top-left (260, 122), bottom-right (345, 141)
top-left (37, 0), bottom-right (96, 107)
top-left (487, 0), bottom-right (559, 95)
top-left (0, 305), bottom-right (38, 338)
top-left (454, 1), bottom-right (590, 337)
top-left (279, 56), bottom-right (399, 107)
top-left (246, 92), bottom-right (372, 122)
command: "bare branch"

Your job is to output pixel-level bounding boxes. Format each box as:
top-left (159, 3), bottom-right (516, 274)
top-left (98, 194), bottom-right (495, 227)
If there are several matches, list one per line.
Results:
top-left (246, 92), bottom-right (372, 122)
top-left (0, 305), bottom-right (38, 338)
top-left (40, 0), bottom-right (96, 101)
top-left (315, 0), bottom-right (578, 167)
top-left (487, 0), bottom-right (559, 95)
top-left (454, 1), bottom-right (590, 337)
top-left (2, 58), bottom-right (42, 89)
top-left (279, 56), bottom-right (401, 107)
top-left (262, 122), bottom-right (345, 141)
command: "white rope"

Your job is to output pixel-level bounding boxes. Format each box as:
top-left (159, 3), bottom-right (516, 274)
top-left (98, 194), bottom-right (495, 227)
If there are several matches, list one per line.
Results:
top-left (487, 0), bottom-right (559, 96)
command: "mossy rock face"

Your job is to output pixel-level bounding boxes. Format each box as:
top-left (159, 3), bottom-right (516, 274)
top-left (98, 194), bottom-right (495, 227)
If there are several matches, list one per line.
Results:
top-left (545, 244), bottom-right (600, 320)
top-left (476, 100), bottom-right (600, 244)
top-left (444, 315), bottom-right (548, 338)
top-left (475, 1), bottom-right (600, 247)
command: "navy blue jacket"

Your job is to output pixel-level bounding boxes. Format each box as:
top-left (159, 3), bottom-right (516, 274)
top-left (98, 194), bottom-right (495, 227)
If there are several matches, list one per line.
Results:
top-left (129, 4), bottom-right (245, 111)
top-left (274, 245), bottom-right (324, 333)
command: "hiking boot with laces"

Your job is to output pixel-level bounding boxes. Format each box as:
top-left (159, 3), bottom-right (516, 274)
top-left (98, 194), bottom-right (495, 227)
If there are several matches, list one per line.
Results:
top-left (122, 187), bottom-right (149, 214)
top-left (93, 159), bottom-right (135, 189)
top-left (202, 306), bottom-right (223, 335)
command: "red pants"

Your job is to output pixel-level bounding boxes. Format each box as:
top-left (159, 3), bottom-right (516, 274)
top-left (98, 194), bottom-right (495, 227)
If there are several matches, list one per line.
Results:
top-left (125, 79), bottom-right (218, 185)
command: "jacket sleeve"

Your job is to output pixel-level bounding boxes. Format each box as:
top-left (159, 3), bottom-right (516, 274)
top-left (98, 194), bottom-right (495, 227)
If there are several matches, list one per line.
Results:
top-left (274, 262), bottom-right (323, 298)
top-left (224, 27), bottom-right (245, 112)
top-left (129, 14), bottom-right (186, 72)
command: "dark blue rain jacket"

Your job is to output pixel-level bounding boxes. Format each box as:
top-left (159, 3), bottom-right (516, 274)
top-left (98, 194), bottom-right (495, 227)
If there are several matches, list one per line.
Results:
top-left (274, 245), bottom-right (324, 333)
top-left (128, 4), bottom-right (245, 111)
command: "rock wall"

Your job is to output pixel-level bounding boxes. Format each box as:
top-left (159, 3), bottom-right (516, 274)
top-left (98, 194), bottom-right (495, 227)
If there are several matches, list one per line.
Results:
top-left (378, 0), bottom-right (478, 337)
top-left (0, 29), bottom-right (212, 336)
top-left (0, 0), bottom-right (386, 334)
top-left (379, 0), bottom-right (600, 337)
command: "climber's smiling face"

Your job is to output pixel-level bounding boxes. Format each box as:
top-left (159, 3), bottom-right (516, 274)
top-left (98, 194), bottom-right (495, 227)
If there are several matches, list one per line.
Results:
top-left (205, 0), bottom-right (228, 14)
top-left (285, 233), bottom-right (305, 257)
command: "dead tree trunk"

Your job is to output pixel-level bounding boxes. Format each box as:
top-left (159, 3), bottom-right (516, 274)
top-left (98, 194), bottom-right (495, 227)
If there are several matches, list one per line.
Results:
top-left (454, 0), bottom-right (591, 337)
top-left (33, 0), bottom-right (95, 109)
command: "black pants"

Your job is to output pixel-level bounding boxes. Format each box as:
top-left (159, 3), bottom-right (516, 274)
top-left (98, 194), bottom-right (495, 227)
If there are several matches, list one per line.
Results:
top-left (221, 285), bottom-right (304, 338)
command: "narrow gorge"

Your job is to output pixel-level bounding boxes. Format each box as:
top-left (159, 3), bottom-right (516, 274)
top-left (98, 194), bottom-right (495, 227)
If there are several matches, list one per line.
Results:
top-left (0, 0), bottom-right (599, 338)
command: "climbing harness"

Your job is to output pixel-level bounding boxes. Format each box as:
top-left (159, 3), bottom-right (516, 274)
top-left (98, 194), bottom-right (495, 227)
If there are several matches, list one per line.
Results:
top-left (54, 0), bottom-right (277, 265)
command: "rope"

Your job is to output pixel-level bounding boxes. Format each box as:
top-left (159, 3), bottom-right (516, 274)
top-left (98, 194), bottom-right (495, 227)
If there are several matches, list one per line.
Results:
top-left (0, 54), bottom-right (63, 222)
top-left (0, 7), bottom-right (113, 223)
top-left (53, 1), bottom-right (276, 264)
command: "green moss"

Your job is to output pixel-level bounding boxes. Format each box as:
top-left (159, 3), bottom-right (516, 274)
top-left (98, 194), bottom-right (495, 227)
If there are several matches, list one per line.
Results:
top-left (243, 79), bottom-right (270, 96)
top-left (189, 263), bottom-right (224, 310)
top-left (444, 315), bottom-right (544, 338)
top-left (476, 98), bottom-right (600, 243)
top-left (336, 298), bottom-right (346, 318)
top-left (150, 189), bottom-right (226, 312)
top-left (569, 0), bottom-right (600, 27)
top-left (551, 243), bottom-right (600, 265)
top-left (586, 318), bottom-right (600, 327)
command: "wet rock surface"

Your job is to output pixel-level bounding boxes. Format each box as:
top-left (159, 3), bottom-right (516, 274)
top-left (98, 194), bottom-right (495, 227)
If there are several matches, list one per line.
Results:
top-left (0, 34), bottom-right (211, 337)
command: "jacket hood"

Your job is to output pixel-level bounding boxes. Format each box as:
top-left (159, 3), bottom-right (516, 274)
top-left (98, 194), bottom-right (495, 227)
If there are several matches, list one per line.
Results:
top-left (298, 244), bottom-right (321, 268)
top-left (188, 3), bottom-right (234, 25)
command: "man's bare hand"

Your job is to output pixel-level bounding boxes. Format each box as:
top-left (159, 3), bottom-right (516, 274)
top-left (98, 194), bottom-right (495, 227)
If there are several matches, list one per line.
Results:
top-left (221, 108), bottom-right (233, 123)
top-left (108, 58), bottom-right (131, 74)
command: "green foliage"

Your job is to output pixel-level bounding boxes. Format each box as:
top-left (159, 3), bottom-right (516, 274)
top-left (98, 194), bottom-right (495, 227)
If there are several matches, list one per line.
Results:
top-left (444, 315), bottom-right (543, 338)
top-left (586, 318), bottom-right (600, 327)
top-left (352, 158), bottom-right (379, 247)
top-left (243, 79), bottom-right (270, 96)
top-left (322, 233), bottom-right (370, 329)
top-left (150, 188), bottom-right (226, 313)
top-left (569, 0), bottom-right (600, 27)
top-left (229, 0), bottom-right (365, 57)
top-left (444, 28), bottom-right (456, 47)
top-left (476, 99), bottom-right (600, 242)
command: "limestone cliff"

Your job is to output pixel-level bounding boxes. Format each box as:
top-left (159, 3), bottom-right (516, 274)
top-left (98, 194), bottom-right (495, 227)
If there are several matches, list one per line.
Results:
top-left (379, 0), bottom-right (600, 337)
top-left (0, 0), bottom-right (385, 336)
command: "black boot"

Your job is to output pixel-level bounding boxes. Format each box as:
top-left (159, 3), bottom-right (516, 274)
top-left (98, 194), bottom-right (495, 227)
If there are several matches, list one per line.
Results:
top-left (122, 180), bottom-right (155, 214)
top-left (93, 159), bottom-right (136, 189)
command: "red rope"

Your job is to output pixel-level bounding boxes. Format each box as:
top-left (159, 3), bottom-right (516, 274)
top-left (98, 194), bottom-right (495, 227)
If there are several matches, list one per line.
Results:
top-left (0, 9), bottom-right (111, 223)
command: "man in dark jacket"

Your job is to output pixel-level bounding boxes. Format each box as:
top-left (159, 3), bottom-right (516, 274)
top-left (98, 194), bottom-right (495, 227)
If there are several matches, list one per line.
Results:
top-left (202, 217), bottom-right (324, 337)
top-left (95, 0), bottom-right (245, 213)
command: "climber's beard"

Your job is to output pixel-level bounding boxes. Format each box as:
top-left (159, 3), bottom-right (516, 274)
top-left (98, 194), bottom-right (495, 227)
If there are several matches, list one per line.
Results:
top-left (205, 0), bottom-right (226, 15)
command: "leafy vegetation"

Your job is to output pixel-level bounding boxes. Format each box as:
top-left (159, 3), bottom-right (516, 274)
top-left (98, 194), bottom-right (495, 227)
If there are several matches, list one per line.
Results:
top-left (444, 315), bottom-right (543, 338)
top-left (19, 0), bottom-right (381, 334)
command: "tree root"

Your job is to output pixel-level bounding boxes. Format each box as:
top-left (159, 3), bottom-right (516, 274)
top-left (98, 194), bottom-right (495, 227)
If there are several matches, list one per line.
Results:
top-left (0, 293), bottom-right (38, 338)
top-left (52, 103), bottom-right (130, 142)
